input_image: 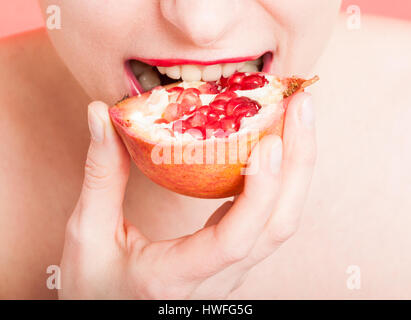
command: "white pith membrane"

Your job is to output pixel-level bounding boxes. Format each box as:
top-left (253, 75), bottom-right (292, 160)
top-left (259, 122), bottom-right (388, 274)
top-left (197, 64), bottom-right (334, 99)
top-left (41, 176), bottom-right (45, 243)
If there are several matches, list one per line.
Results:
top-left (123, 74), bottom-right (286, 143)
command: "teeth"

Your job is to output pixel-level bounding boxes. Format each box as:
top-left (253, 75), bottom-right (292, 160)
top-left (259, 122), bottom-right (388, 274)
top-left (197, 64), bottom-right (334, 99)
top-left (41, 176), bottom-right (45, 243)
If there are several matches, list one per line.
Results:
top-left (166, 66), bottom-right (181, 79)
top-left (157, 66), bottom-right (166, 74)
top-left (149, 57), bottom-right (262, 82)
top-left (237, 63), bottom-right (259, 73)
top-left (222, 63), bottom-right (238, 78)
top-left (236, 62), bottom-right (245, 69)
top-left (130, 60), bottom-right (151, 77)
top-left (202, 64), bottom-right (222, 82)
top-left (138, 69), bottom-right (161, 91)
top-left (181, 65), bottom-right (202, 81)
top-left (248, 58), bottom-right (262, 66)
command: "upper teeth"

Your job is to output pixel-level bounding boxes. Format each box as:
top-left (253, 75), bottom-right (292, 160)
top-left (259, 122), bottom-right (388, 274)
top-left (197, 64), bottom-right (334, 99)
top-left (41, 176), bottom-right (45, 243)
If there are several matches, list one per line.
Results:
top-left (131, 58), bottom-right (262, 92)
top-left (157, 59), bottom-right (261, 82)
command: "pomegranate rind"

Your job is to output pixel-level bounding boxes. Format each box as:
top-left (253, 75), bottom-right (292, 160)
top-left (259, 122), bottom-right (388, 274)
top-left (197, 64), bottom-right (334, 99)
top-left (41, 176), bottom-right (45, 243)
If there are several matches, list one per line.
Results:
top-left (109, 75), bottom-right (318, 198)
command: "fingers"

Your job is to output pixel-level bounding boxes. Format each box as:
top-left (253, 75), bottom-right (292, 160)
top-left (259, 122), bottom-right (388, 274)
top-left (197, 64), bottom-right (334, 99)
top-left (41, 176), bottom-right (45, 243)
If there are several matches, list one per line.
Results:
top-left (71, 101), bottom-right (131, 238)
top-left (254, 92), bottom-right (316, 257)
top-left (203, 201), bottom-right (233, 228)
top-left (169, 133), bottom-right (283, 280)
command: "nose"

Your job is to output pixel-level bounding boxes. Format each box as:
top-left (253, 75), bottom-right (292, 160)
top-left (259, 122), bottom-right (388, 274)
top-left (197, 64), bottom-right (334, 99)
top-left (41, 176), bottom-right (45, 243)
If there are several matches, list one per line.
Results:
top-left (160, 0), bottom-right (239, 47)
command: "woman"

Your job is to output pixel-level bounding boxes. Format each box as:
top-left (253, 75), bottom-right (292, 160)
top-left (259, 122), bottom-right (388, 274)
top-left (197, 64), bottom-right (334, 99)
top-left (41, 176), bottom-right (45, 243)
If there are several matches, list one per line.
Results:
top-left (1, 0), bottom-right (411, 299)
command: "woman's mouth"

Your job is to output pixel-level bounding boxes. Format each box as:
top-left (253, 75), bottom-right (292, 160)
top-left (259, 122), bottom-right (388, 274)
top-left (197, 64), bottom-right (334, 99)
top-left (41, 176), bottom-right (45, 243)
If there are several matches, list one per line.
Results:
top-left (125, 52), bottom-right (273, 95)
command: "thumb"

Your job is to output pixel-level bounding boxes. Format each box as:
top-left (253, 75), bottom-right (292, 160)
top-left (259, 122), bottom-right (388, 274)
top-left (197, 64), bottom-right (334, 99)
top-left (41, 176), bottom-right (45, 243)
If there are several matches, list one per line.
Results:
top-left (76, 101), bottom-right (130, 234)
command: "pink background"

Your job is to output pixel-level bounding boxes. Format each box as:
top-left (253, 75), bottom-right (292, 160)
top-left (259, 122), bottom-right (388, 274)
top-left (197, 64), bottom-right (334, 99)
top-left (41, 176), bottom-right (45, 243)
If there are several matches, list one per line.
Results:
top-left (1, 0), bottom-right (411, 38)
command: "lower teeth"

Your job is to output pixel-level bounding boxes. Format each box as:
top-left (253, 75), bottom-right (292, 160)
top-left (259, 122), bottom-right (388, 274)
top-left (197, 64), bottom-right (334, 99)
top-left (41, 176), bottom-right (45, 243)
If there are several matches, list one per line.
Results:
top-left (139, 69), bottom-right (161, 91)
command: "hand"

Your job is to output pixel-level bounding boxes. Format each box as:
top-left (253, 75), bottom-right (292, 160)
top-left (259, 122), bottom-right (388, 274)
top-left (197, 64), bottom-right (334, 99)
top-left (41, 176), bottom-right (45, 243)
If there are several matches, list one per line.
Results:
top-left (59, 92), bottom-right (316, 299)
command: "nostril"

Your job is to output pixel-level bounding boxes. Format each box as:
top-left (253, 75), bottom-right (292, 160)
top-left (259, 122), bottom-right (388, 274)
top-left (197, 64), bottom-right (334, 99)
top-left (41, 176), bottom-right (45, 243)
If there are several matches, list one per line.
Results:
top-left (160, 0), bottom-right (239, 47)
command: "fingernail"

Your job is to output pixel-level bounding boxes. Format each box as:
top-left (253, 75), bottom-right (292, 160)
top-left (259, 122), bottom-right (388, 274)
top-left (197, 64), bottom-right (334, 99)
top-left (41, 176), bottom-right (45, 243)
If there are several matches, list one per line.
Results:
top-left (88, 110), bottom-right (105, 143)
top-left (270, 138), bottom-right (282, 175)
top-left (300, 95), bottom-right (314, 128)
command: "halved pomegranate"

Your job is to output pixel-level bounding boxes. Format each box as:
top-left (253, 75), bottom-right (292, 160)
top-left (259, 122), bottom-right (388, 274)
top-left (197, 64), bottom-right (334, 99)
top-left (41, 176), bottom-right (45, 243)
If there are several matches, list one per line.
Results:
top-left (110, 72), bottom-right (318, 198)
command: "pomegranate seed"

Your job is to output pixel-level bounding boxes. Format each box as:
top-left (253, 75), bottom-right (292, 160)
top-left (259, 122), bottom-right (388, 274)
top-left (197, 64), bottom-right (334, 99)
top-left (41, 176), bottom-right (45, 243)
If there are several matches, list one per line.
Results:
top-left (205, 122), bottom-right (224, 139)
top-left (210, 99), bottom-right (227, 112)
top-left (187, 111), bottom-right (207, 128)
top-left (172, 120), bottom-right (187, 134)
top-left (207, 111), bottom-right (224, 122)
top-left (163, 103), bottom-right (182, 122)
top-left (220, 117), bottom-right (239, 132)
top-left (220, 77), bottom-right (229, 88)
top-left (214, 91), bottom-right (237, 102)
top-left (225, 97), bottom-right (252, 116)
top-left (228, 72), bottom-right (246, 86)
top-left (177, 88), bottom-right (202, 114)
top-left (155, 118), bottom-right (169, 124)
top-left (198, 105), bottom-right (211, 116)
top-left (233, 102), bottom-right (260, 118)
top-left (228, 84), bottom-right (242, 91)
top-left (241, 74), bottom-right (268, 90)
top-left (186, 127), bottom-right (205, 140)
top-left (167, 87), bottom-right (184, 94)
top-left (179, 88), bottom-right (201, 98)
top-left (167, 87), bottom-right (184, 103)
top-left (214, 129), bottom-right (227, 138)
top-left (199, 82), bottom-right (220, 94)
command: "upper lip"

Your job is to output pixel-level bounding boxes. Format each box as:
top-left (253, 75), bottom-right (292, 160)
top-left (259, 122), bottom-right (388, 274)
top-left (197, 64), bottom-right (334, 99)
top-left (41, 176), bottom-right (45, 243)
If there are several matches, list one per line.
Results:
top-left (130, 52), bottom-right (271, 67)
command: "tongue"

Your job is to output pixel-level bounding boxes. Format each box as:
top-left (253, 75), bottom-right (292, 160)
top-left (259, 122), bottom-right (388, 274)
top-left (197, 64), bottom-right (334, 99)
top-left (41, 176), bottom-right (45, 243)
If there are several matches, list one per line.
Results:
top-left (130, 60), bottom-right (161, 92)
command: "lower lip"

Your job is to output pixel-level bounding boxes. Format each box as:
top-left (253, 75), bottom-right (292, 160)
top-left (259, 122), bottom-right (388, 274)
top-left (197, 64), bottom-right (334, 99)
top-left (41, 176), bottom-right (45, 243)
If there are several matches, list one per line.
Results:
top-left (125, 52), bottom-right (274, 96)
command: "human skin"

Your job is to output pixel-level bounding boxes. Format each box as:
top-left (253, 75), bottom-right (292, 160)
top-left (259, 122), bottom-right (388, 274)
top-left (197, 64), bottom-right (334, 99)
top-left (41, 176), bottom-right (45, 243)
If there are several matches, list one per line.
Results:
top-left (0, 1), bottom-right (411, 299)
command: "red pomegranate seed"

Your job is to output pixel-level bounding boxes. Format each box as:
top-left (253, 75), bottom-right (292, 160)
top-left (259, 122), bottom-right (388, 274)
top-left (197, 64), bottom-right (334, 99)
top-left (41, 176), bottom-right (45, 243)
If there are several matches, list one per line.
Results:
top-left (167, 86), bottom-right (184, 103)
top-left (233, 105), bottom-right (258, 118)
top-left (204, 121), bottom-right (224, 138)
top-left (179, 88), bottom-right (201, 98)
top-left (186, 127), bottom-right (205, 140)
top-left (241, 74), bottom-right (268, 90)
top-left (177, 88), bottom-right (202, 114)
top-left (198, 105), bottom-right (211, 116)
top-left (172, 120), bottom-right (187, 134)
top-left (187, 111), bottom-right (207, 128)
top-left (199, 82), bottom-right (220, 94)
top-left (163, 103), bottom-right (183, 122)
top-left (225, 97), bottom-right (252, 116)
top-left (167, 87), bottom-right (184, 94)
top-left (214, 90), bottom-right (237, 102)
top-left (220, 77), bottom-right (229, 88)
top-left (228, 84), bottom-right (242, 91)
top-left (207, 110), bottom-right (224, 122)
top-left (220, 117), bottom-right (239, 132)
top-left (210, 99), bottom-right (227, 112)
top-left (155, 118), bottom-right (169, 124)
top-left (228, 72), bottom-right (246, 86)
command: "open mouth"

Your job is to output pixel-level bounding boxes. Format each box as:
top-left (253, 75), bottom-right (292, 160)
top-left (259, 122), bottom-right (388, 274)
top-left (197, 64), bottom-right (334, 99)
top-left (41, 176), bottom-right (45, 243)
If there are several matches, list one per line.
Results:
top-left (125, 52), bottom-right (273, 95)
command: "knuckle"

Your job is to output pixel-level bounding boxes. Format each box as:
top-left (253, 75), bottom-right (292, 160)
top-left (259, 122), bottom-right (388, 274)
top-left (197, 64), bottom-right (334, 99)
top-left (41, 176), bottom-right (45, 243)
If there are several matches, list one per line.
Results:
top-left (65, 215), bottom-right (86, 244)
top-left (268, 221), bottom-right (298, 244)
top-left (84, 156), bottom-right (112, 190)
top-left (215, 232), bottom-right (249, 263)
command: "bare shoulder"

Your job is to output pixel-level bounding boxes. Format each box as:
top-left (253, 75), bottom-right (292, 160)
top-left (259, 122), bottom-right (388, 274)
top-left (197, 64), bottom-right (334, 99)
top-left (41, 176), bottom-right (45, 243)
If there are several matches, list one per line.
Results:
top-left (0, 29), bottom-right (74, 106)
top-left (0, 30), bottom-right (90, 299)
top-left (314, 15), bottom-right (411, 131)
top-left (333, 14), bottom-right (411, 61)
